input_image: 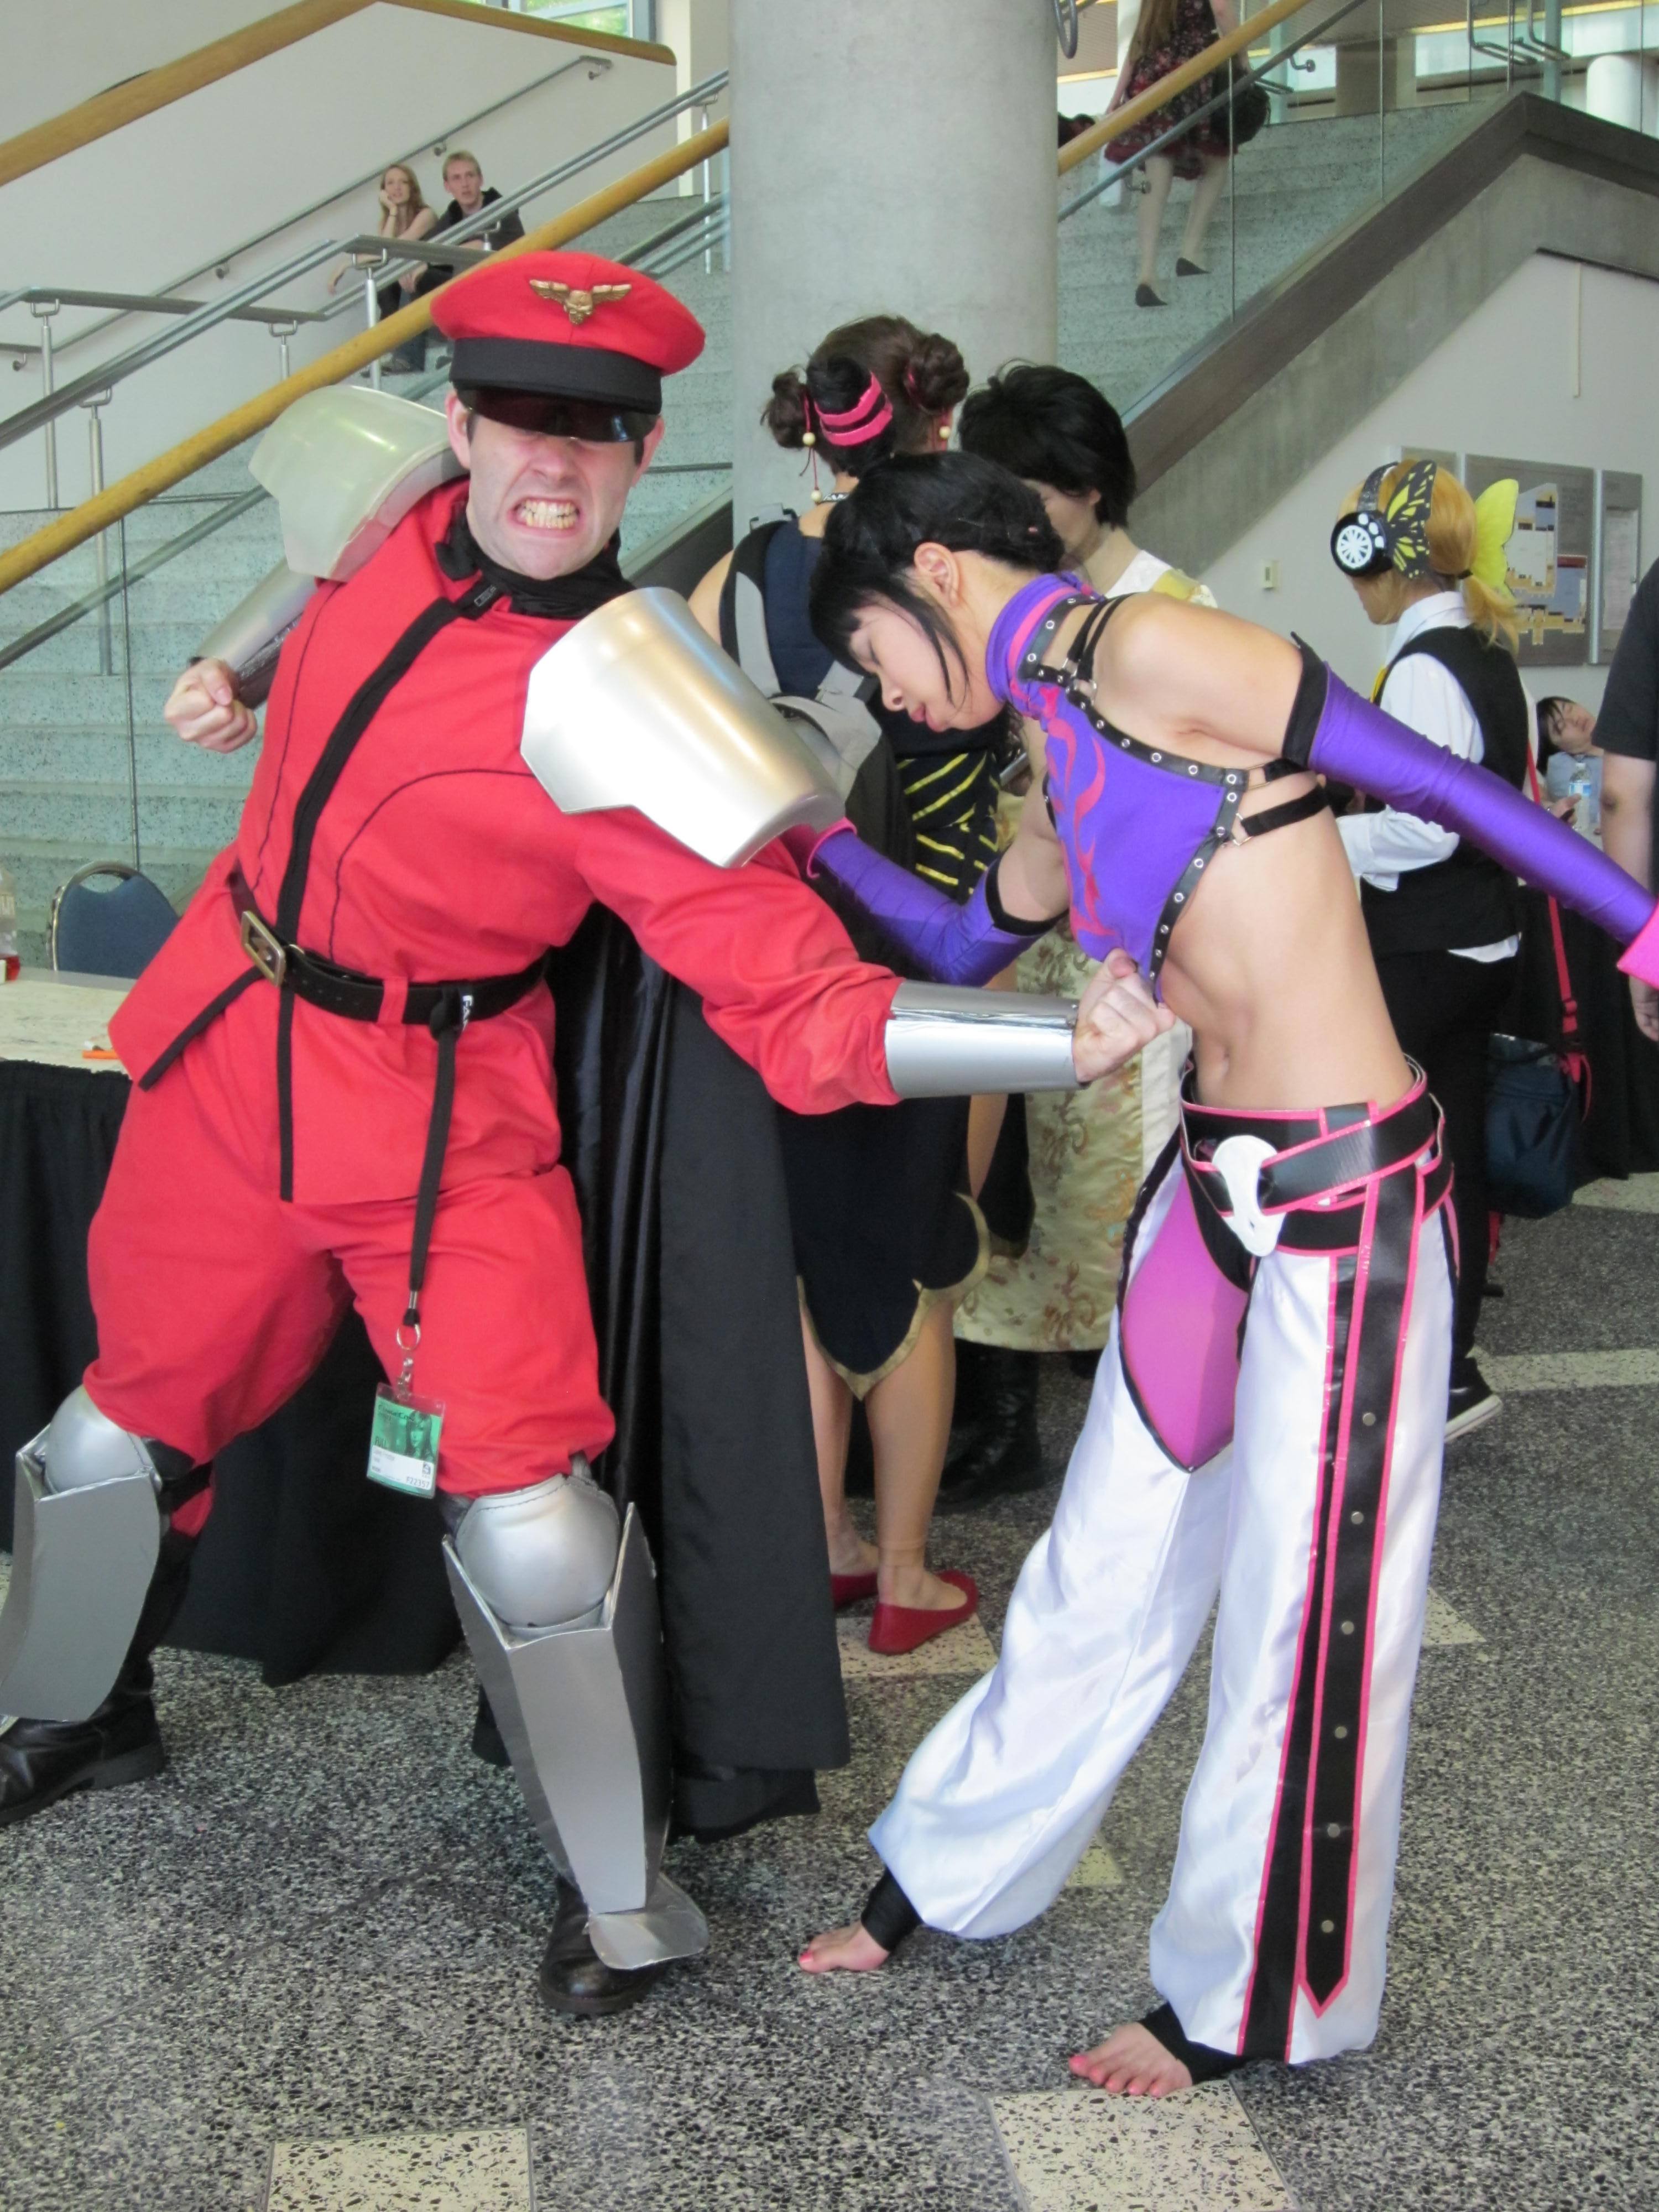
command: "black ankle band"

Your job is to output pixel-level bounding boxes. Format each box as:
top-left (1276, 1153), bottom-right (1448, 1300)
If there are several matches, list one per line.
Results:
top-left (861, 1870), bottom-right (921, 1954)
top-left (1141, 2002), bottom-right (1250, 2084)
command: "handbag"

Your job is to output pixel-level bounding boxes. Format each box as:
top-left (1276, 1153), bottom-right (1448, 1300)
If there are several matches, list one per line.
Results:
top-left (1485, 756), bottom-right (1590, 1219)
top-left (1211, 60), bottom-right (1270, 147)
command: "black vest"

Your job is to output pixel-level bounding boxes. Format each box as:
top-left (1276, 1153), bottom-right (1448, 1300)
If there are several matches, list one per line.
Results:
top-left (1360, 624), bottom-right (1529, 959)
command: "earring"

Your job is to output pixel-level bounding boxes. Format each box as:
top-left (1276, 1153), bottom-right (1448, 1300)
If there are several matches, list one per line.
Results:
top-left (802, 428), bottom-right (825, 504)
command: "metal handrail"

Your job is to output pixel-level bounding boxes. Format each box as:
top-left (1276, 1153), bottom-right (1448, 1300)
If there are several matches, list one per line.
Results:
top-left (0, 186), bottom-right (739, 676)
top-left (0, 286), bottom-right (329, 327)
top-left (1059, 0), bottom-right (1374, 223)
top-left (0, 69), bottom-right (732, 457)
top-left (1058, 0), bottom-right (1334, 174)
top-left (0, 120), bottom-right (731, 596)
top-left (1515, 0), bottom-right (1571, 60)
top-left (0, 51), bottom-right (614, 359)
top-left (399, 69), bottom-right (728, 249)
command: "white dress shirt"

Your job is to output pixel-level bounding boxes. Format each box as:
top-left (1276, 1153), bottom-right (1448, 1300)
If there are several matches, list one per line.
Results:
top-left (1337, 592), bottom-right (1520, 962)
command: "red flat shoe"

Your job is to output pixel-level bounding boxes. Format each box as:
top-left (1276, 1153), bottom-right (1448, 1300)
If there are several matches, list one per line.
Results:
top-left (867, 1571), bottom-right (978, 1657)
top-left (831, 1572), bottom-right (879, 1610)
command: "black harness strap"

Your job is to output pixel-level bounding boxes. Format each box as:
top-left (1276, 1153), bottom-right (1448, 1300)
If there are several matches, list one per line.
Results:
top-left (270, 578), bottom-right (500, 1198)
top-left (1235, 782), bottom-right (1331, 842)
top-left (405, 994), bottom-right (464, 1335)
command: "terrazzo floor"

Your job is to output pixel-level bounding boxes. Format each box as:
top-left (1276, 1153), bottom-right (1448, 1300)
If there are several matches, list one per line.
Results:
top-left (2, 1180), bottom-right (1656, 2210)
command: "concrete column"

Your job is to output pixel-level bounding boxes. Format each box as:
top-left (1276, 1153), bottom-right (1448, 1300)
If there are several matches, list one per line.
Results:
top-left (728, 0), bottom-right (1057, 529)
top-left (659, 0), bottom-right (729, 191)
top-left (1585, 53), bottom-right (1654, 135)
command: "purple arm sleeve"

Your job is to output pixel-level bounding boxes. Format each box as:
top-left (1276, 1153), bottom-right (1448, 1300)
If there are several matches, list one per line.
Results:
top-left (1292, 656), bottom-right (1658, 964)
top-left (806, 825), bottom-right (1057, 987)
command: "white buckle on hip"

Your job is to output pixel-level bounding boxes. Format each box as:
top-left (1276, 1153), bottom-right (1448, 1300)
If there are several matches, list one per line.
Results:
top-left (1211, 1134), bottom-right (1284, 1257)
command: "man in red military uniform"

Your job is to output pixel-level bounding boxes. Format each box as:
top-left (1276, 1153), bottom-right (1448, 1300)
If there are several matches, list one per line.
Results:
top-left (0, 249), bottom-right (1135, 2016)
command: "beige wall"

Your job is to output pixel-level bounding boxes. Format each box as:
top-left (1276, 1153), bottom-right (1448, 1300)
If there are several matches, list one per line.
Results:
top-left (1201, 253), bottom-right (1659, 716)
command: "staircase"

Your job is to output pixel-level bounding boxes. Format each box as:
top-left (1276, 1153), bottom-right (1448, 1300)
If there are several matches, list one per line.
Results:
top-left (0, 96), bottom-right (1507, 963)
top-left (0, 204), bottom-right (731, 963)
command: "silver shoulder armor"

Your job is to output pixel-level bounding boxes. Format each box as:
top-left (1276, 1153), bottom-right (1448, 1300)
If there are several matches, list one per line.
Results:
top-left (520, 588), bottom-right (844, 868)
top-left (194, 388), bottom-right (465, 703)
top-left (251, 384), bottom-right (465, 585)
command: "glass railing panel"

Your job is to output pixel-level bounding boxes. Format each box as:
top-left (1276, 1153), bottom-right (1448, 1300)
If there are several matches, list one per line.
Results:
top-left (0, 427), bottom-right (332, 967)
top-left (0, 508), bottom-right (137, 968)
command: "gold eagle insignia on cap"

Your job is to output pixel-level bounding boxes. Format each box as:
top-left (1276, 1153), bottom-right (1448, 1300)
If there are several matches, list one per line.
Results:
top-left (528, 278), bottom-right (632, 327)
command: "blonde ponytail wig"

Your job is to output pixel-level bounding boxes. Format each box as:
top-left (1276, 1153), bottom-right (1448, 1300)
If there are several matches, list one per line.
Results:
top-left (1342, 461), bottom-right (1519, 646)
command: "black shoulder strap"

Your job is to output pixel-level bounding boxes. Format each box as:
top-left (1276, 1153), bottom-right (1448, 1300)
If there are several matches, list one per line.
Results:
top-left (1022, 589), bottom-right (1124, 688)
top-left (717, 519), bottom-right (790, 666)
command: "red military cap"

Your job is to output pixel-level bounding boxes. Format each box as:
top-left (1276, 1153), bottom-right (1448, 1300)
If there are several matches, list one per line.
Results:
top-left (432, 247), bottom-right (705, 416)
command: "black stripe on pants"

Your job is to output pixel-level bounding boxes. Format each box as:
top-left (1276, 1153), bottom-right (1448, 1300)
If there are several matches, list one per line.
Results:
top-left (1373, 949), bottom-right (1516, 1370)
top-left (1240, 1162), bottom-right (1426, 2058)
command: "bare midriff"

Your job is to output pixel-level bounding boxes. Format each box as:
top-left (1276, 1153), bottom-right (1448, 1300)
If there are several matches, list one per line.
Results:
top-left (1160, 806), bottom-right (1411, 1113)
top-left (1042, 601), bottom-right (1412, 1115)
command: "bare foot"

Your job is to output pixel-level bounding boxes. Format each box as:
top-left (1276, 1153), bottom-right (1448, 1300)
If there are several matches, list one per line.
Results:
top-left (798, 1921), bottom-right (891, 1975)
top-left (877, 1563), bottom-right (972, 1612)
top-left (1069, 2022), bottom-right (1193, 2096)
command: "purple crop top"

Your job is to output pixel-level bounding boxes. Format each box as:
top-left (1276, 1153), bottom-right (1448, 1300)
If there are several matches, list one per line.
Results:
top-left (989, 574), bottom-right (1285, 981)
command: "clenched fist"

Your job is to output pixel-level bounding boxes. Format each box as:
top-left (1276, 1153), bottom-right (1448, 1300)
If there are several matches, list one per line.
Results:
top-left (1072, 948), bottom-right (1175, 1083)
top-left (164, 658), bottom-right (259, 754)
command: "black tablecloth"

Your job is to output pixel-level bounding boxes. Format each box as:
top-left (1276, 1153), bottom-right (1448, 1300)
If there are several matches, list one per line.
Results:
top-left (1, 1058), bottom-right (456, 1682)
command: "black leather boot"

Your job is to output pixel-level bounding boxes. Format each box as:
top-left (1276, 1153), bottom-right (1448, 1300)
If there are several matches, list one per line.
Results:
top-left (0, 1524), bottom-right (195, 1829)
top-left (538, 1878), bottom-right (669, 2018)
top-left (938, 1347), bottom-right (1044, 1510)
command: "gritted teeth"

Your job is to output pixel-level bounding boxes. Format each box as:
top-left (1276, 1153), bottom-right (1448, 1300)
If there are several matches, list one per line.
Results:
top-left (517, 497), bottom-right (578, 530)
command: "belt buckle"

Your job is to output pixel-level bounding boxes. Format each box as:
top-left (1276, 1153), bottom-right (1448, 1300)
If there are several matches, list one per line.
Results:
top-left (1211, 1134), bottom-right (1284, 1258)
top-left (239, 908), bottom-right (289, 988)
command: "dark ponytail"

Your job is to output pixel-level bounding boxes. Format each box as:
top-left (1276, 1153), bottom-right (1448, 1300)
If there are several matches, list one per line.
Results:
top-left (761, 314), bottom-right (970, 480)
top-left (810, 451), bottom-right (1064, 676)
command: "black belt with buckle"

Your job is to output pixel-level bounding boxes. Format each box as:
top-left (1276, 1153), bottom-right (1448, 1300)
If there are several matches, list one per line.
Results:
top-left (231, 868), bottom-right (546, 1336)
top-left (233, 877), bottom-right (545, 1030)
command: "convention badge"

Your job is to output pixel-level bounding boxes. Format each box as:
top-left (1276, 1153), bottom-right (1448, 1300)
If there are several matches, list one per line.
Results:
top-left (367, 1383), bottom-right (445, 1498)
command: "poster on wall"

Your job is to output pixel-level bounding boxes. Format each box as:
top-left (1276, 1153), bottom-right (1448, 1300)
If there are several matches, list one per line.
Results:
top-left (1464, 454), bottom-right (1594, 667)
top-left (1595, 471), bottom-right (1642, 665)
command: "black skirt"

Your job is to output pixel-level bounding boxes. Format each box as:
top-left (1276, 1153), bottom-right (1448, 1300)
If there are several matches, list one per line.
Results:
top-left (778, 1094), bottom-right (986, 1394)
top-left (777, 734), bottom-right (998, 1392)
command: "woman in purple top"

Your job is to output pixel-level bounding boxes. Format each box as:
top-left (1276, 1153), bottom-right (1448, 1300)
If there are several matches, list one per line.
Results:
top-left (789, 454), bottom-right (1659, 2094)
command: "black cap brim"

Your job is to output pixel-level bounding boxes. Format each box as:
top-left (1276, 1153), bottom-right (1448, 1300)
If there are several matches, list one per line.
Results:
top-left (448, 336), bottom-right (662, 414)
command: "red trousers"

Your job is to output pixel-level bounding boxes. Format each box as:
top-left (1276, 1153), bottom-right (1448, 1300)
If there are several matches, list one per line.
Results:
top-left (85, 1005), bottom-right (613, 1498)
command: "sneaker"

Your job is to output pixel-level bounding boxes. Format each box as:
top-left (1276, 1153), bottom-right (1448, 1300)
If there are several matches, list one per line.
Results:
top-left (1445, 1369), bottom-right (1503, 1442)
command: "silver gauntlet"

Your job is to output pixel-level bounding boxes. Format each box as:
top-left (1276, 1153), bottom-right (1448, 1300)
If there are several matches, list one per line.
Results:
top-left (195, 560), bottom-right (317, 708)
top-left (883, 981), bottom-right (1079, 1097)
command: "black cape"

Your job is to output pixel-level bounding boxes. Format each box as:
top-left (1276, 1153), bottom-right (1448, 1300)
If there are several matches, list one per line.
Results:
top-left (0, 926), bottom-right (850, 1836)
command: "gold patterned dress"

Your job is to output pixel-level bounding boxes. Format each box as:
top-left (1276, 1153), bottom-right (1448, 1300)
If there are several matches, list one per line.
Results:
top-left (956, 552), bottom-right (1214, 1354)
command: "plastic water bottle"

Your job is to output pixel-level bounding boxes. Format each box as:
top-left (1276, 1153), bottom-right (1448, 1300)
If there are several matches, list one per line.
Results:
top-left (0, 861), bottom-right (18, 982)
top-left (1567, 760), bottom-right (1593, 833)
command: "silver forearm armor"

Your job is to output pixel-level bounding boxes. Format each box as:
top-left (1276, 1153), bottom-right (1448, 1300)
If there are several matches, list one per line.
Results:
top-left (196, 561), bottom-right (317, 706)
top-left (884, 982), bottom-right (1080, 1096)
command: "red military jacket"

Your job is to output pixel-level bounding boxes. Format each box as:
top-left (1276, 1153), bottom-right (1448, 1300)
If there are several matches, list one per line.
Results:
top-left (112, 481), bottom-right (901, 1206)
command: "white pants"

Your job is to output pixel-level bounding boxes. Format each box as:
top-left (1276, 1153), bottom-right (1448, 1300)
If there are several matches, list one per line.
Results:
top-left (871, 1144), bottom-right (1453, 2063)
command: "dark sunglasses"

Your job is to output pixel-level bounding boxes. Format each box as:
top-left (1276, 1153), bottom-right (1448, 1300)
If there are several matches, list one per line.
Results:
top-left (457, 386), bottom-right (656, 445)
